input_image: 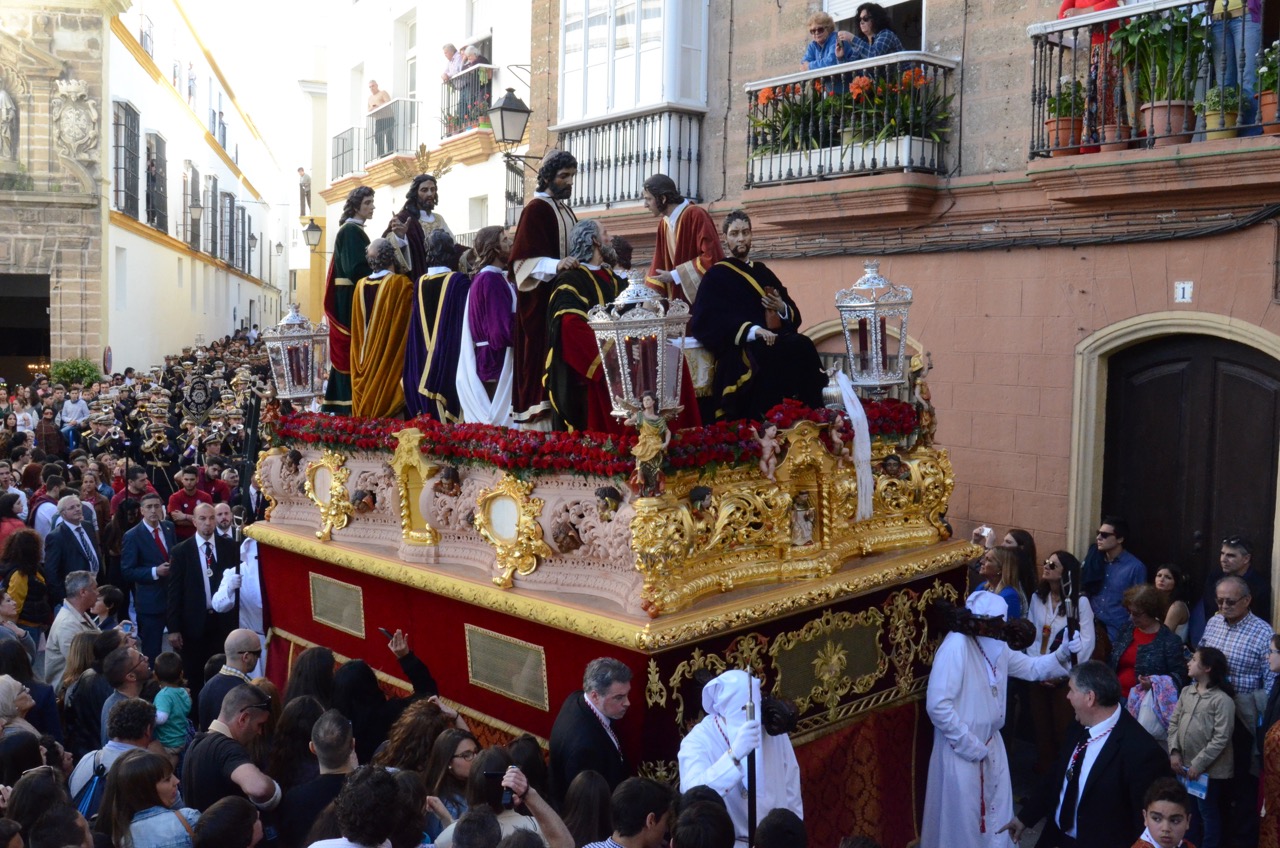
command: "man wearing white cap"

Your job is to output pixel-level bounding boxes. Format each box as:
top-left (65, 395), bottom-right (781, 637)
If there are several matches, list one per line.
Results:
top-left (921, 590), bottom-right (1083, 848)
top-left (677, 669), bottom-right (802, 842)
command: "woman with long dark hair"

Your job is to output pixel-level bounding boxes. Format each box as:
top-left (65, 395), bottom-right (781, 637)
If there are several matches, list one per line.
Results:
top-left (849, 2), bottom-right (904, 59)
top-left (331, 630), bottom-right (438, 764)
top-left (0, 494), bottom-right (25, 551)
top-left (371, 698), bottom-right (449, 773)
top-left (97, 749), bottom-right (201, 848)
top-left (421, 728), bottom-right (479, 838)
top-left (282, 646), bottom-right (335, 707)
top-left (1024, 550), bottom-right (1095, 773)
top-left (1154, 564), bottom-right (1191, 643)
top-left (561, 770), bottom-right (612, 847)
top-left (266, 695), bottom-right (324, 792)
top-left (0, 530), bottom-right (50, 645)
top-left (100, 497), bottom-right (140, 594)
top-left (1002, 528), bottom-right (1040, 605)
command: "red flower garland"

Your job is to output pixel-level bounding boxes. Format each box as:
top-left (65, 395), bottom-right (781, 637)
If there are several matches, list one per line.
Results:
top-left (272, 398), bottom-right (919, 481)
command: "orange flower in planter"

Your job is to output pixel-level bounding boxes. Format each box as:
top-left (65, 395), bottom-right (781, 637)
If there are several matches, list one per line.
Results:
top-left (757, 87), bottom-right (776, 107)
top-left (849, 76), bottom-right (873, 102)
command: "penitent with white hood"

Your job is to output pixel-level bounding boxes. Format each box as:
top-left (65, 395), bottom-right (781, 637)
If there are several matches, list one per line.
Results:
top-left (921, 590), bottom-right (1083, 848)
top-left (677, 669), bottom-right (803, 841)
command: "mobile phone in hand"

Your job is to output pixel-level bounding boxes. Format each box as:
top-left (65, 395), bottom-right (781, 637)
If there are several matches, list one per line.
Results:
top-left (483, 771), bottom-right (514, 809)
top-left (378, 627), bottom-right (395, 641)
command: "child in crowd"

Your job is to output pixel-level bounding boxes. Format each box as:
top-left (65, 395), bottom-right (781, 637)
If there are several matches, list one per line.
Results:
top-left (1135, 777), bottom-right (1195, 848)
top-left (1167, 646), bottom-right (1235, 848)
top-left (152, 651), bottom-right (193, 764)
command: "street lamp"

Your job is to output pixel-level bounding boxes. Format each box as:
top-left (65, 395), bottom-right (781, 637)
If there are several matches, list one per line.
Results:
top-left (303, 219), bottom-right (323, 252)
top-left (248, 233), bottom-right (258, 252)
top-left (275, 242), bottom-right (284, 256)
top-left (488, 88), bottom-right (531, 150)
top-left (835, 260), bottom-right (913, 395)
top-left (189, 198), bottom-right (203, 222)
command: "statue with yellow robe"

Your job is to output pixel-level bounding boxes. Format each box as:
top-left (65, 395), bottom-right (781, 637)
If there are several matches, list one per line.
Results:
top-left (350, 238), bottom-right (415, 418)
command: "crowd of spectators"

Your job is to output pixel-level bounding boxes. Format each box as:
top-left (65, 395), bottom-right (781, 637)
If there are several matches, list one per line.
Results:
top-left (957, 517), bottom-right (1279, 848)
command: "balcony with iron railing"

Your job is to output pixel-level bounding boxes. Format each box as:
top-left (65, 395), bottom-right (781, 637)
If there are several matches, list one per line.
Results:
top-left (1028, 0), bottom-right (1279, 156)
top-left (366, 99), bottom-right (422, 165)
top-left (332, 126), bottom-right (361, 180)
top-left (743, 53), bottom-right (958, 186)
top-left (442, 65), bottom-right (495, 139)
top-left (555, 105), bottom-right (704, 208)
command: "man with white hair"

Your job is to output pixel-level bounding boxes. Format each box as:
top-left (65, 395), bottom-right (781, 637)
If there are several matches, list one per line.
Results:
top-left (921, 591), bottom-right (1082, 848)
top-left (678, 669), bottom-right (802, 842)
top-left (43, 494), bottom-right (101, 604)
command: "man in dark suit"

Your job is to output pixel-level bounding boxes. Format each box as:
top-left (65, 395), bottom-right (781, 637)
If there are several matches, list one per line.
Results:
top-left (167, 502), bottom-right (238, 702)
top-left (548, 657), bottom-right (633, 807)
top-left (121, 492), bottom-right (176, 661)
top-left (43, 495), bottom-right (102, 606)
top-left (1000, 661), bottom-right (1172, 848)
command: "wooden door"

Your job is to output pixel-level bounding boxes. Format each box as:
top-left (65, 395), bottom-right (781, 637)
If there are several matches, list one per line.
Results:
top-left (1102, 335), bottom-right (1280, 590)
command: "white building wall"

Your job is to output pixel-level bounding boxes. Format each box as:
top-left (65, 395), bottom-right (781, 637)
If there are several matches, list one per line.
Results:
top-left (105, 1), bottom-right (285, 372)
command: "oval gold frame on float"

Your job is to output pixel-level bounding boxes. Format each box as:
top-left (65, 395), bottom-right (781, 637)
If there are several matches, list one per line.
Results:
top-left (303, 449), bottom-right (355, 541)
top-left (474, 474), bottom-right (552, 589)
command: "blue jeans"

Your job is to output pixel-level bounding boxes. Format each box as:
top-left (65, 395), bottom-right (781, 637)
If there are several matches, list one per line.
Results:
top-left (1211, 15), bottom-right (1261, 127)
top-left (1196, 777), bottom-right (1226, 848)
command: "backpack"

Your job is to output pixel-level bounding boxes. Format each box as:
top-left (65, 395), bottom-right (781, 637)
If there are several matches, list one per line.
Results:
top-left (72, 751), bottom-right (108, 822)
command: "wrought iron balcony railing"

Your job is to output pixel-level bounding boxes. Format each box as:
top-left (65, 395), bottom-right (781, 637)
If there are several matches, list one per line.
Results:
top-left (365, 99), bottom-right (421, 164)
top-left (744, 53), bottom-right (958, 186)
top-left (331, 126), bottom-right (361, 180)
top-left (442, 65), bottom-right (495, 139)
top-left (1028, 0), bottom-right (1277, 156)
top-left (555, 105), bottom-right (704, 207)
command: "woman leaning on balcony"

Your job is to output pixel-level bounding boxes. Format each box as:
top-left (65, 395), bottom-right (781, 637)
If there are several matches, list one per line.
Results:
top-left (847, 3), bottom-right (905, 61)
top-left (1058, 0), bottom-right (1123, 149)
top-left (801, 11), bottom-right (857, 70)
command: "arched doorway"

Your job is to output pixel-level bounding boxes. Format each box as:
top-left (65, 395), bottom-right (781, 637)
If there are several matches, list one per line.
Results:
top-left (1098, 334), bottom-right (1280, 596)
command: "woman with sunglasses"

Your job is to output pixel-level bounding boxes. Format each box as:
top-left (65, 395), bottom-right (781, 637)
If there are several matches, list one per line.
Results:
top-left (1024, 551), bottom-right (1095, 773)
top-left (848, 3), bottom-right (904, 61)
top-left (800, 12), bottom-right (856, 70)
top-left (97, 749), bottom-right (201, 848)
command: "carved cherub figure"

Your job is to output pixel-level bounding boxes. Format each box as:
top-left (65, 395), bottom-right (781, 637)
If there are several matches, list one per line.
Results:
top-left (754, 421), bottom-right (780, 482)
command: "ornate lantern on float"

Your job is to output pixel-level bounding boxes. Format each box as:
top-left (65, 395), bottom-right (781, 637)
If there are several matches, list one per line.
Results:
top-left (261, 303), bottom-right (329, 407)
top-left (834, 260), bottom-right (913, 397)
top-left (586, 270), bottom-right (690, 419)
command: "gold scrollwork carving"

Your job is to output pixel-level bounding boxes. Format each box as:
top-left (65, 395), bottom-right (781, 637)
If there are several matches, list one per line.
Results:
top-left (768, 608), bottom-right (889, 718)
top-left (637, 760), bottom-right (680, 786)
top-left (303, 450), bottom-right (355, 542)
top-left (473, 475), bottom-right (552, 589)
top-left (254, 446), bottom-right (286, 521)
top-left (645, 659), bottom-right (667, 708)
top-left (667, 648), bottom-right (728, 730)
top-left (389, 427), bottom-right (440, 546)
top-left (885, 578), bottom-right (960, 697)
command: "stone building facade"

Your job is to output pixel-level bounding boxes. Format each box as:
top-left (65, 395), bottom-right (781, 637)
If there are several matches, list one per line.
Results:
top-left (524, 0), bottom-right (1280, 611)
top-left (0, 2), bottom-right (120, 375)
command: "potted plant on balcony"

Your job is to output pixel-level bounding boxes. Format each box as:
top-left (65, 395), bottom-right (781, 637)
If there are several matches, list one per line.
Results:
top-left (1110, 8), bottom-right (1207, 147)
top-left (750, 80), bottom-right (847, 180)
top-left (1044, 77), bottom-right (1086, 156)
top-left (847, 68), bottom-right (953, 171)
top-left (1257, 41), bottom-right (1280, 135)
top-left (1195, 85), bottom-right (1241, 140)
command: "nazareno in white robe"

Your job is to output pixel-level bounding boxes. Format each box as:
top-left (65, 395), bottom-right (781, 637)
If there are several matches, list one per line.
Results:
top-left (678, 669), bottom-right (803, 842)
top-left (920, 592), bottom-right (1070, 848)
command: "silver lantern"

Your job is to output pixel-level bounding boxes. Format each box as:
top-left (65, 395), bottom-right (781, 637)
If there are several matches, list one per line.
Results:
top-left (586, 270), bottom-right (689, 417)
top-left (835, 260), bottom-right (912, 394)
top-left (262, 303), bottom-right (330, 405)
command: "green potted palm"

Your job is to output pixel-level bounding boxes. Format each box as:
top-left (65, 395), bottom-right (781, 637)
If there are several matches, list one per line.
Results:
top-left (1110, 8), bottom-right (1208, 146)
top-left (1195, 85), bottom-right (1241, 139)
top-left (1045, 78), bottom-right (1085, 156)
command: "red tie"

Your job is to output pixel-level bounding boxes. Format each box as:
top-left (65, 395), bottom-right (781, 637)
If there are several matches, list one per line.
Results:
top-left (152, 526), bottom-right (168, 558)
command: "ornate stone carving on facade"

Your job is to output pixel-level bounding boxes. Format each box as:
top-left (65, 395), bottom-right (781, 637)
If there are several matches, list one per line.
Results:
top-left (0, 90), bottom-right (15, 160)
top-left (50, 79), bottom-right (97, 161)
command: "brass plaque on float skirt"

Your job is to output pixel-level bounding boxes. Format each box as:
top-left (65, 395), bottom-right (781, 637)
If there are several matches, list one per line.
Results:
top-left (464, 624), bottom-right (549, 711)
top-left (309, 573), bottom-right (366, 638)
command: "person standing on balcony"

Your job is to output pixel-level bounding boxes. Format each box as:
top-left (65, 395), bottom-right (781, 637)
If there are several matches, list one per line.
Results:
top-left (441, 43), bottom-right (465, 82)
top-left (321, 187), bottom-right (375, 415)
top-left (801, 11), bottom-right (856, 70)
top-left (510, 151), bottom-right (579, 429)
top-left (385, 174), bottom-right (453, 278)
top-left (1058, 0), bottom-right (1122, 151)
top-left (1208, 0), bottom-right (1261, 130)
top-left (847, 4), bottom-right (904, 60)
top-left (642, 173), bottom-right (723, 305)
top-left (298, 168), bottom-right (311, 216)
top-left (367, 80), bottom-right (393, 159)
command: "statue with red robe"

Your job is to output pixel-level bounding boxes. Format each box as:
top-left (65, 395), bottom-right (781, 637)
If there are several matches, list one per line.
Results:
top-left (509, 151), bottom-right (579, 427)
top-left (321, 187), bottom-right (375, 415)
top-left (641, 173), bottom-right (724, 305)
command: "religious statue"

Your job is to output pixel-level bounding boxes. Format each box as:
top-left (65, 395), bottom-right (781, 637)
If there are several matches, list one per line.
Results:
top-left (627, 391), bottom-right (671, 499)
top-left (432, 465), bottom-right (462, 497)
top-left (877, 453), bottom-right (913, 481)
top-left (754, 421), bottom-right (781, 482)
top-left (595, 485), bottom-right (622, 522)
top-left (829, 413), bottom-right (853, 465)
top-left (911, 352), bottom-right (937, 449)
top-left (790, 491), bottom-right (815, 546)
top-left (0, 92), bottom-right (15, 161)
